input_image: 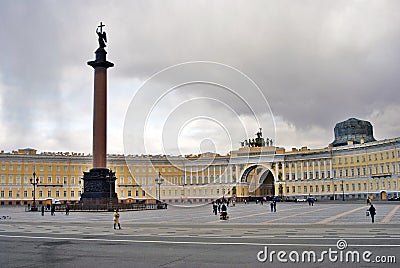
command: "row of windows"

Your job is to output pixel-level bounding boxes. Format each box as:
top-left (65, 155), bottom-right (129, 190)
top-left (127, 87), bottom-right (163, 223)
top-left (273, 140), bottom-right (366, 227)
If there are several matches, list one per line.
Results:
top-left (120, 187), bottom-right (231, 198)
top-left (284, 162), bottom-right (400, 180)
top-left (0, 175), bottom-right (81, 185)
top-left (286, 180), bottom-right (398, 194)
top-left (284, 150), bottom-right (400, 169)
top-left (0, 190), bottom-right (81, 199)
top-left (0, 164), bottom-right (90, 172)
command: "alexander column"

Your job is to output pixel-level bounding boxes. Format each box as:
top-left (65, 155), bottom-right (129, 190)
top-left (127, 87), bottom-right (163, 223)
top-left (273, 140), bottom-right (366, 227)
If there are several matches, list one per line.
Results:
top-left (81, 22), bottom-right (118, 208)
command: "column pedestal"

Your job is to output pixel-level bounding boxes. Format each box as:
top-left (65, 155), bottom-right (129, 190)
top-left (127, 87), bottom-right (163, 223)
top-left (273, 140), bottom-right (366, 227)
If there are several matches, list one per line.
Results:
top-left (80, 168), bottom-right (118, 207)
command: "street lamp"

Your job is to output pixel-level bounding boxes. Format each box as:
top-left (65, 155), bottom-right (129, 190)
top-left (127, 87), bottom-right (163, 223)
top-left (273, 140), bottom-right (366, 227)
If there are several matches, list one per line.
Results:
top-left (30, 172), bottom-right (39, 211)
top-left (155, 172), bottom-right (164, 202)
top-left (331, 178), bottom-right (335, 200)
top-left (341, 180), bottom-right (345, 201)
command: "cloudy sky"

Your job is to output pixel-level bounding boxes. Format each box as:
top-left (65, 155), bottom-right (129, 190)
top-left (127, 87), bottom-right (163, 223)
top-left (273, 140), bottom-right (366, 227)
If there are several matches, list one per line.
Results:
top-left (1, 0), bottom-right (399, 156)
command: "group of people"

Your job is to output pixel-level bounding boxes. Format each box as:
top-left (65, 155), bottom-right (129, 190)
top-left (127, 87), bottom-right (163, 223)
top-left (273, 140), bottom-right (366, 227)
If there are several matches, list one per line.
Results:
top-left (40, 204), bottom-right (70, 216)
top-left (212, 200), bottom-right (229, 220)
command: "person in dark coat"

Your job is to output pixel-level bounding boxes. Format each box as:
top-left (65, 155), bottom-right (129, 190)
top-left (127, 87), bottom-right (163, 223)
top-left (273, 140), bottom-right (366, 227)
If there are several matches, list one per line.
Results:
top-left (368, 204), bottom-right (376, 223)
top-left (212, 201), bottom-right (218, 215)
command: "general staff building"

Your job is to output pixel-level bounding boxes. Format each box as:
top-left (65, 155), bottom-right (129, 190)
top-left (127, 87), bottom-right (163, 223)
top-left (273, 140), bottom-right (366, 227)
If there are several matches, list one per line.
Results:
top-left (1, 118), bottom-right (399, 206)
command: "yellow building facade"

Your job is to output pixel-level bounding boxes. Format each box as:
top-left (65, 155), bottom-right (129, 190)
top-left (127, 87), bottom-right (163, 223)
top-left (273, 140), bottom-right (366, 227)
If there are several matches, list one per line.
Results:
top-left (1, 135), bottom-right (399, 206)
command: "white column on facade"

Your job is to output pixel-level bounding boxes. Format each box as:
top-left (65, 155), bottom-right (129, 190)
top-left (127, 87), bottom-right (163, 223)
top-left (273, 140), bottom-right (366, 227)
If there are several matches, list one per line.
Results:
top-left (213, 166), bottom-right (216, 184)
top-left (207, 166), bottom-right (210, 184)
top-left (323, 160), bottom-right (327, 179)
top-left (184, 165), bottom-right (187, 185)
top-left (289, 162), bottom-right (292, 180)
top-left (236, 165), bottom-right (239, 183)
top-left (301, 161), bottom-right (304, 180)
top-left (306, 161), bottom-right (309, 180)
top-left (312, 161), bottom-right (315, 179)
top-left (275, 162), bottom-right (278, 181)
top-left (190, 166), bottom-right (193, 184)
top-left (330, 159), bottom-right (333, 178)
top-left (219, 166), bottom-right (222, 184)
top-left (318, 160), bottom-right (321, 179)
top-left (282, 162), bottom-right (285, 181)
top-left (230, 165), bottom-right (234, 183)
top-left (196, 167), bottom-right (199, 184)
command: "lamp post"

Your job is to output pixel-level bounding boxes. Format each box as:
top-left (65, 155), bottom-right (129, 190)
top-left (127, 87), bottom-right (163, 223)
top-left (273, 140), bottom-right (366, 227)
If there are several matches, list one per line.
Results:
top-left (30, 172), bottom-right (39, 211)
top-left (341, 180), bottom-right (345, 201)
top-left (331, 178), bottom-right (335, 200)
top-left (155, 172), bottom-right (164, 202)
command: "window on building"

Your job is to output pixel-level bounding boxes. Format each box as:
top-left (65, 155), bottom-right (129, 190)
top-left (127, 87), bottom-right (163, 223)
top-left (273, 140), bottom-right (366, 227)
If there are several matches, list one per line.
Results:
top-left (24, 190), bottom-right (28, 198)
top-left (8, 190), bottom-right (12, 198)
top-left (304, 186), bottom-right (307, 193)
top-left (39, 166), bottom-right (44, 172)
top-left (0, 190), bottom-right (4, 198)
top-left (315, 185), bottom-right (319, 192)
top-left (298, 186), bottom-right (301, 193)
top-left (56, 191), bottom-right (60, 197)
top-left (39, 191), bottom-right (43, 197)
top-left (321, 184), bottom-right (325, 192)
top-left (71, 191), bottom-right (75, 197)
top-left (64, 191), bottom-right (67, 197)
top-left (292, 186), bottom-right (295, 193)
top-left (47, 190), bottom-right (51, 197)
top-left (364, 183), bottom-right (367, 191)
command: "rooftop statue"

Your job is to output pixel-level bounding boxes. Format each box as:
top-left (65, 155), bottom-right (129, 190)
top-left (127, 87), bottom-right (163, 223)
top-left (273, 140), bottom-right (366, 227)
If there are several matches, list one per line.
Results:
top-left (96, 22), bottom-right (107, 48)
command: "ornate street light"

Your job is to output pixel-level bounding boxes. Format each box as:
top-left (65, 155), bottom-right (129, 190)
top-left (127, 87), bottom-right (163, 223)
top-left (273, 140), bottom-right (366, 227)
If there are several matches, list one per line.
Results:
top-left (155, 172), bottom-right (164, 202)
top-left (30, 172), bottom-right (39, 211)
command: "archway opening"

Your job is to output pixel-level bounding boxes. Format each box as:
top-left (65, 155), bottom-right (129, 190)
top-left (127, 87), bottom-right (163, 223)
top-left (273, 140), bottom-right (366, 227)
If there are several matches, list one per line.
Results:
top-left (241, 165), bottom-right (275, 197)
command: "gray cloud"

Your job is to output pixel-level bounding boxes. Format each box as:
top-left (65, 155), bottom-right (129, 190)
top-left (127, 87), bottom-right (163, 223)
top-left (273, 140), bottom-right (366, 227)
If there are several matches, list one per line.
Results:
top-left (1, 0), bottom-right (399, 154)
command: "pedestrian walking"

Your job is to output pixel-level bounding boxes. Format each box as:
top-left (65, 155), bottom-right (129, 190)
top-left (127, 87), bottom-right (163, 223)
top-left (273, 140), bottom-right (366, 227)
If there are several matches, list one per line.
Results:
top-left (212, 201), bottom-right (218, 215)
top-left (113, 209), bottom-right (121, 229)
top-left (50, 205), bottom-right (55, 216)
top-left (41, 205), bottom-right (45, 216)
top-left (273, 201), bottom-right (277, 212)
top-left (368, 204), bottom-right (376, 223)
top-left (270, 202), bottom-right (274, 212)
top-left (65, 204), bottom-right (70, 215)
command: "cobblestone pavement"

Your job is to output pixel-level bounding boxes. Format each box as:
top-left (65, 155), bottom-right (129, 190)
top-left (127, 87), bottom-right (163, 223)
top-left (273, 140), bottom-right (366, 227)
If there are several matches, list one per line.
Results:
top-left (0, 202), bottom-right (399, 268)
top-left (1, 201), bottom-right (399, 224)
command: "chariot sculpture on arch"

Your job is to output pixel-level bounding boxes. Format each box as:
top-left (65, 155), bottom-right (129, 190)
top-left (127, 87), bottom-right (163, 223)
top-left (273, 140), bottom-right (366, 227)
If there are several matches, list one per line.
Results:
top-left (96, 22), bottom-right (107, 48)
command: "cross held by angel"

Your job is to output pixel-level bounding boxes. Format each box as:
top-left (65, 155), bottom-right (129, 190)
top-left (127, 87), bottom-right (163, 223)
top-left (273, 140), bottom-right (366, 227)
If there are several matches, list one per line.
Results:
top-left (96, 22), bottom-right (107, 48)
